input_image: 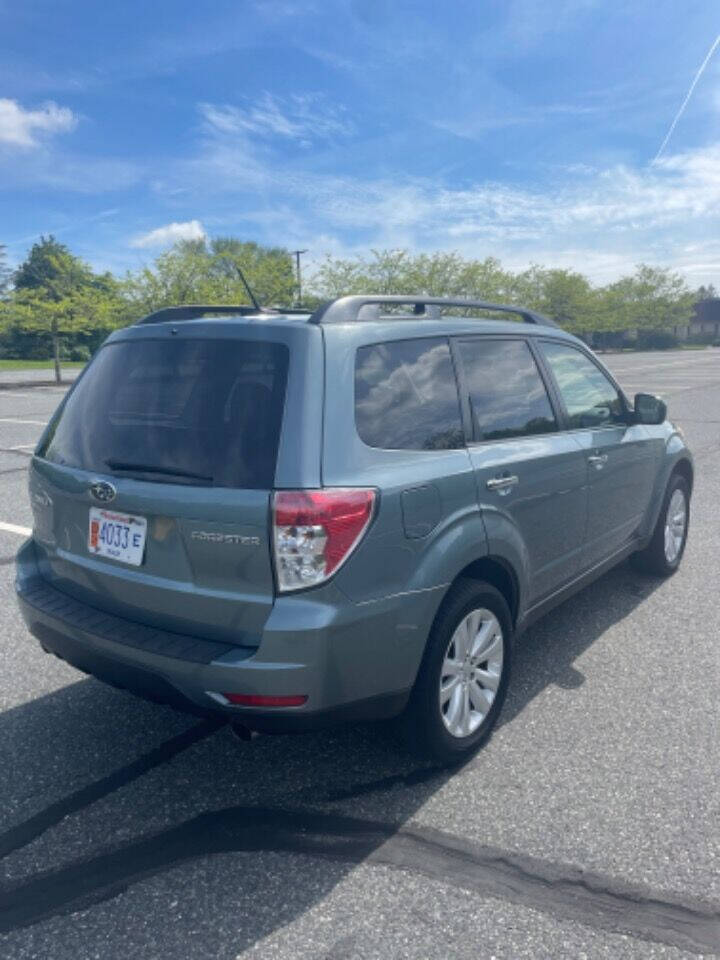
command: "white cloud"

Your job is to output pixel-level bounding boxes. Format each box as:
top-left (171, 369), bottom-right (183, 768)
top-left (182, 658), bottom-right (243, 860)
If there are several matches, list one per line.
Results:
top-left (130, 219), bottom-right (206, 248)
top-left (156, 110), bottom-right (720, 285)
top-left (200, 93), bottom-right (354, 146)
top-left (0, 98), bottom-right (77, 148)
top-left (188, 134), bottom-right (720, 234)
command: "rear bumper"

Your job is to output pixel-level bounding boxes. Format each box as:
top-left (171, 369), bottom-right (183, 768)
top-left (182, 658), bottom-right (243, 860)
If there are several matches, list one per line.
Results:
top-left (15, 539), bottom-right (441, 731)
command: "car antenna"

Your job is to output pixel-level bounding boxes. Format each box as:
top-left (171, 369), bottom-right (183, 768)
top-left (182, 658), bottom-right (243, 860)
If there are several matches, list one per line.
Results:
top-left (233, 261), bottom-right (262, 312)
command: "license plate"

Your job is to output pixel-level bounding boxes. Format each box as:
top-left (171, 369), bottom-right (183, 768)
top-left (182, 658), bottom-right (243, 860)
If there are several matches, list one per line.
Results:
top-left (88, 508), bottom-right (147, 566)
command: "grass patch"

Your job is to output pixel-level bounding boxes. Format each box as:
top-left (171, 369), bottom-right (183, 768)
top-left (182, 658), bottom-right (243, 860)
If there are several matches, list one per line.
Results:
top-left (0, 359), bottom-right (86, 370)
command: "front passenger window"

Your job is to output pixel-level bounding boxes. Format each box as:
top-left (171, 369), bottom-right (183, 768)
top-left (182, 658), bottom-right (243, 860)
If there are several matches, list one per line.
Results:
top-left (540, 341), bottom-right (625, 429)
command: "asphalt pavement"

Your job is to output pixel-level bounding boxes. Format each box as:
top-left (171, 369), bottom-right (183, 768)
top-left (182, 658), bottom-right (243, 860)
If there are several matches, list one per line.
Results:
top-left (0, 350), bottom-right (718, 959)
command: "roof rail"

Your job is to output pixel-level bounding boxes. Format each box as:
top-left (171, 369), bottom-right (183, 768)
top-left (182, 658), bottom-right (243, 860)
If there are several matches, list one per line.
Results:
top-left (135, 304), bottom-right (310, 324)
top-left (308, 295), bottom-right (558, 328)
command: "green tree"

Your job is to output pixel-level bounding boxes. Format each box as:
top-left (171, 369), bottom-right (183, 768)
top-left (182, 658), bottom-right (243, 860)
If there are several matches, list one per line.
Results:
top-left (208, 238), bottom-right (295, 305)
top-left (311, 250), bottom-right (604, 325)
top-left (14, 236), bottom-right (92, 294)
top-left (4, 236), bottom-right (121, 381)
top-left (310, 250), bottom-right (696, 343)
top-left (121, 238), bottom-right (296, 316)
top-left (511, 266), bottom-right (601, 333)
top-left (311, 250), bottom-right (514, 305)
top-left (601, 265), bottom-right (695, 336)
top-left (404, 253), bottom-right (512, 302)
top-left (310, 254), bottom-right (369, 298)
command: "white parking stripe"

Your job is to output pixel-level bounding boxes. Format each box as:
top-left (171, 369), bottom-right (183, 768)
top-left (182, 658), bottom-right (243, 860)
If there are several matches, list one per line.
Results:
top-left (0, 418), bottom-right (47, 425)
top-left (0, 521), bottom-right (32, 536)
top-left (0, 391), bottom-right (63, 399)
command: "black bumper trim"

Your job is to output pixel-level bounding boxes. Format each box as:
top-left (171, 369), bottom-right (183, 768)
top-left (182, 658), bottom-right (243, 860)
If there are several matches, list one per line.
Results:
top-left (28, 619), bottom-right (219, 717)
top-left (18, 578), bottom-right (241, 665)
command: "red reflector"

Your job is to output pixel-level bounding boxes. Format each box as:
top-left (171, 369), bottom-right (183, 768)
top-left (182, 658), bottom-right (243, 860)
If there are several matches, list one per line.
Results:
top-left (223, 693), bottom-right (308, 707)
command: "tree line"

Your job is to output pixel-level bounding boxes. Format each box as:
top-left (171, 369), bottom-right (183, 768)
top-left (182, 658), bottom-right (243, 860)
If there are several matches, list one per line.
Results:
top-left (0, 236), bottom-right (297, 380)
top-left (0, 236), bottom-right (713, 381)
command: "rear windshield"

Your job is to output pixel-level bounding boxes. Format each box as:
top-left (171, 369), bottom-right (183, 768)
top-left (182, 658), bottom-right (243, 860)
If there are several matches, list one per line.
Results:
top-left (38, 338), bottom-right (289, 489)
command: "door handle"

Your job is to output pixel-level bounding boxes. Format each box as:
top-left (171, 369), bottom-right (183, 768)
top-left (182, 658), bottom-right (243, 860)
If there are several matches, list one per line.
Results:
top-left (588, 453), bottom-right (608, 468)
top-left (486, 475), bottom-right (519, 491)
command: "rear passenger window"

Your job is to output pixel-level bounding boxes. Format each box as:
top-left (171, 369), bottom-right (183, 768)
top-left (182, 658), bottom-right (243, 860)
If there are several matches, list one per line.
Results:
top-left (355, 338), bottom-right (464, 450)
top-left (456, 338), bottom-right (556, 442)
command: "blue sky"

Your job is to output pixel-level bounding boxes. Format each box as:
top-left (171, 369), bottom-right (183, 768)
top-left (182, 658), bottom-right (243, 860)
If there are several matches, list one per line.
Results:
top-left (2, 0), bottom-right (720, 285)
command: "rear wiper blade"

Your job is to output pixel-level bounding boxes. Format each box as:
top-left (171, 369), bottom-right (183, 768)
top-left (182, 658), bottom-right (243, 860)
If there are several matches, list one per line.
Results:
top-left (104, 460), bottom-right (213, 482)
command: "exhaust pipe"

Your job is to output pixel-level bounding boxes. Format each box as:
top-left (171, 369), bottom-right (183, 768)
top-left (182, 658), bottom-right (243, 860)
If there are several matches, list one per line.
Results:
top-left (230, 723), bottom-right (260, 743)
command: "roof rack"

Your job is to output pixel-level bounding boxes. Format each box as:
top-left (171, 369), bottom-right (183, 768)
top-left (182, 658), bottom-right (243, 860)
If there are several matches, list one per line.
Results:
top-left (308, 295), bottom-right (558, 328)
top-left (135, 304), bottom-right (310, 325)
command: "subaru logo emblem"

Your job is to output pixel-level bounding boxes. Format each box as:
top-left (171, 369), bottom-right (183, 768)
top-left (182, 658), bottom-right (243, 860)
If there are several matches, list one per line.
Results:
top-left (90, 480), bottom-right (116, 503)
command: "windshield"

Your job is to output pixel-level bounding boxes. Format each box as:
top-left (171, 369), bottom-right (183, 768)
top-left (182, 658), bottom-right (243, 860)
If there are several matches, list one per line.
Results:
top-left (38, 337), bottom-right (289, 489)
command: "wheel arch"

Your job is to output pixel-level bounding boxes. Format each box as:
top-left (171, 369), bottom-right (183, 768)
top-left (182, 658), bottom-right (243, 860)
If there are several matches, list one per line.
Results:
top-left (442, 555), bottom-right (520, 629)
top-left (670, 456), bottom-right (694, 494)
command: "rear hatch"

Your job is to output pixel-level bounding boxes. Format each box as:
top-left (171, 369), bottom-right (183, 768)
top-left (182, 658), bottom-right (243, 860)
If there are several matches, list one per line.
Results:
top-left (29, 329), bottom-right (291, 646)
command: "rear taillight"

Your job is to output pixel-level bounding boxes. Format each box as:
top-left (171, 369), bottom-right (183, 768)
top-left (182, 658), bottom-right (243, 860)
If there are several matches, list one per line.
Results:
top-left (272, 488), bottom-right (376, 592)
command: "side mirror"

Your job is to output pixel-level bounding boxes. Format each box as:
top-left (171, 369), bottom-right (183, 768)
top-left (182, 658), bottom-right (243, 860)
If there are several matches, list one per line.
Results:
top-left (634, 392), bottom-right (667, 425)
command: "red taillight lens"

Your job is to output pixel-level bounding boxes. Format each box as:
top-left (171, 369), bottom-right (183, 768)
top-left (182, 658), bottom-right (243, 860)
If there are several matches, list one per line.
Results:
top-left (223, 693), bottom-right (307, 707)
top-left (273, 488), bottom-right (376, 592)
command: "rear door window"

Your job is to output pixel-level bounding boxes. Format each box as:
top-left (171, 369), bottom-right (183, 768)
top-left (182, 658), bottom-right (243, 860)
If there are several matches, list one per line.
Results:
top-left (455, 337), bottom-right (557, 442)
top-left (38, 338), bottom-right (289, 488)
top-left (354, 337), bottom-right (464, 450)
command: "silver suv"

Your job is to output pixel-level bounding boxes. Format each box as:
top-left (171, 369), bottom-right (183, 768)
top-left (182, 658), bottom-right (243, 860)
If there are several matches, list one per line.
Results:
top-left (16, 296), bottom-right (693, 763)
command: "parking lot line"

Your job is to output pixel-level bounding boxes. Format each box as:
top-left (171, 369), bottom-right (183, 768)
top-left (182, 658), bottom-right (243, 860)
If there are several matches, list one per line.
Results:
top-left (0, 521), bottom-right (32, 537)
top-left (0, 418), bottom-right (47, 426)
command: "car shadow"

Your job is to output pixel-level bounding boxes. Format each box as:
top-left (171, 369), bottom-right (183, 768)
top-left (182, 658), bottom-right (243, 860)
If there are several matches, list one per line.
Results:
top-left (0, 560), bottom-right (666, 956)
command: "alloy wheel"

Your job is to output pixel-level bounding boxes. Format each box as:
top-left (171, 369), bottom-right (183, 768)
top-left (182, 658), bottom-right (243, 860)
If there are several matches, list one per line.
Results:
top-left (664, 488), bottom-right (687, 564)
top-left (439, 608), bottom-right (504, 739)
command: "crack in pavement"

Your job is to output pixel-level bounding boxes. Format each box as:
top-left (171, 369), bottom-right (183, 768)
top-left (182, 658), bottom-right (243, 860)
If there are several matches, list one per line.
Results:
top-left (0, 720), bottom-right (221, 860)
top-left (0, 805), bottom-right (717, 953)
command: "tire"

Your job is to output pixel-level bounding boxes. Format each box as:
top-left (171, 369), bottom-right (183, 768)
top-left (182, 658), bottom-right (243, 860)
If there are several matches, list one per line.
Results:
top-left (632, 474), bottom-right (690, 577)
top-left (402, 579), bottom-right (512, 764)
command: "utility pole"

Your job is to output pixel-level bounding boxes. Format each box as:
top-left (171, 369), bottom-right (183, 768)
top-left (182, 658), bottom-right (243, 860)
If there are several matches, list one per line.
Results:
top-left (292, 249), bottom-right (308, 307)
